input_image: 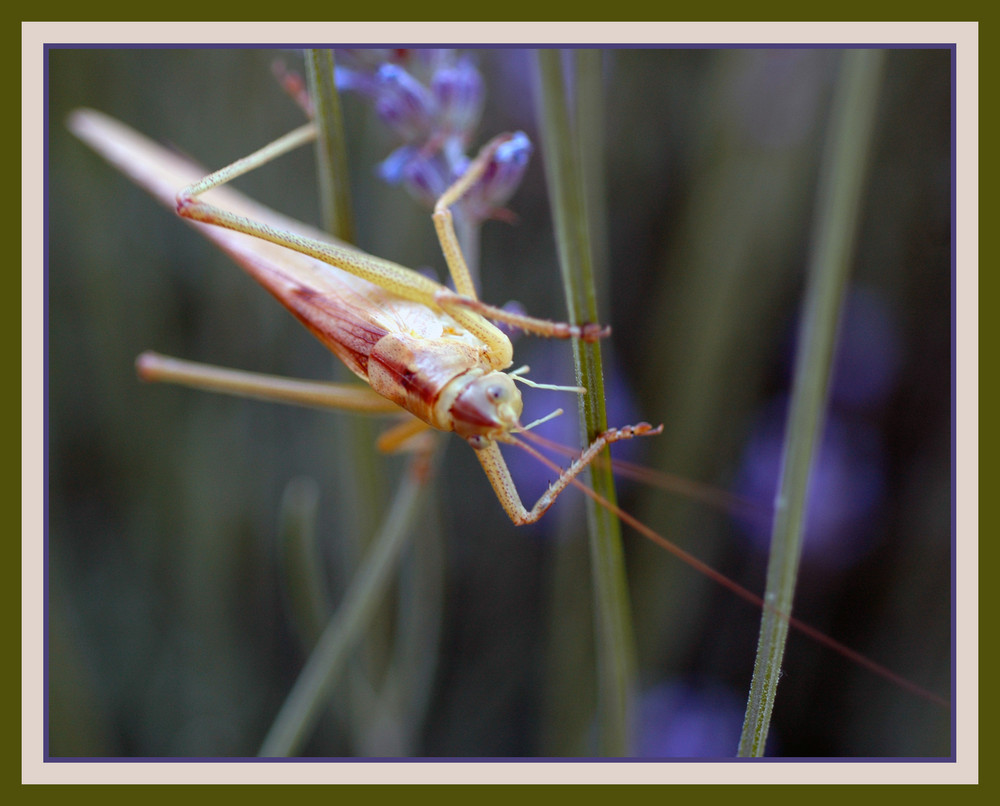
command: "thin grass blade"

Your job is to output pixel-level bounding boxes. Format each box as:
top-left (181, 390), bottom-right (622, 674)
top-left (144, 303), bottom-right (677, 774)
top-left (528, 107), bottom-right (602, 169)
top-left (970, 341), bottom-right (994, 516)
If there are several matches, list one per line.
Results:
top-left (305, 48), bottom-right (355, 243)
top-left (534, 48), bottom-right (636, 757)
top-left (258, 452), bottom-right (433, 757)
top-left (738, 48), bottom-right (887, 757)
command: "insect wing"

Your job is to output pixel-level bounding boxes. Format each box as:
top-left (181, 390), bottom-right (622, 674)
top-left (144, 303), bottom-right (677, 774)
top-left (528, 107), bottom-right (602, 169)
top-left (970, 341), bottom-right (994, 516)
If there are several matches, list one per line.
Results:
top-left (68, 108), bottom-right (406, 379)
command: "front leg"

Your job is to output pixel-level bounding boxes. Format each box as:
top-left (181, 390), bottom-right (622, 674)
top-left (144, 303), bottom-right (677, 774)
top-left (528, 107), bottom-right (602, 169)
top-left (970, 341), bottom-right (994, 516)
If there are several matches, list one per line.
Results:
top-left (473, 424), bottom-right (663, 525)
top-left (431, 132), bottom-right (530, 300)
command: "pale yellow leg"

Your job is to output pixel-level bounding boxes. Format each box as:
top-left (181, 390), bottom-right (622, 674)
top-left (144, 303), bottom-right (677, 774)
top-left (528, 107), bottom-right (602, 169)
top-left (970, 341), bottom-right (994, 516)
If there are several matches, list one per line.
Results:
top-left (136, 351), bottom-right (402, 414)
top-left (428, 133), bottom-right (612, 346)
top-left (431, 132), bottom-right (515, 299)
top-left (375, 417), bottom-right (435, 454)
top-left (433, 290), bottom-right (610, 342)
top-left (476, 423), bottom-right (663, 525)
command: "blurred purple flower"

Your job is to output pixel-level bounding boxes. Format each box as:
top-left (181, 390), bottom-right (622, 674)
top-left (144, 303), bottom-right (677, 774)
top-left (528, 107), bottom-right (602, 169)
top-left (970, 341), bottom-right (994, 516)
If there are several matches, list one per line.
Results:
top-left (372, 63), bottom-right (439, 141)
top-left (334, 48), bottom-right (531, 226)
top-left (633, 680), bottom-right (752, 758)
top-left (431, 56), bottom-right (485, 138)
top-left (732, 401), bottom-right (887, 570)
top-left (829, 287), bottom-right (902, 411)
top-left (459, 131), bottom-right (534, 222)
top-left (333, 65), bottom-right (379, 97)
top-left (731, 285), bottom-right (901, 570)
top-left (377, 145), bottom-right (450, 208)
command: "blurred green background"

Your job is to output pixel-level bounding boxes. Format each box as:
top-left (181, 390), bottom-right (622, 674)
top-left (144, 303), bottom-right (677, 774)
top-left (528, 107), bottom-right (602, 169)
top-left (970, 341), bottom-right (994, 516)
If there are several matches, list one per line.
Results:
top-left (47, 47), bottom-right (952, 758)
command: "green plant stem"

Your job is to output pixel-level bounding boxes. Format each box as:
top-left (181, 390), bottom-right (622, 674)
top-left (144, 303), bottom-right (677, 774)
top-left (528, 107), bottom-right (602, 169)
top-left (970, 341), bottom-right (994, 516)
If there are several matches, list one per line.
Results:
top-left (574, 49), bottom-right (610, 300)
top-left (305, 48), bottom-right (355, 243)
top-left (258, 453), bottom-right (432, 757)
top-left (277, 476), bottom-right (329, 647)
top-left (737, 48), bottom-right (886, 757)
top-left (534, 48), bottom-right (635, 757)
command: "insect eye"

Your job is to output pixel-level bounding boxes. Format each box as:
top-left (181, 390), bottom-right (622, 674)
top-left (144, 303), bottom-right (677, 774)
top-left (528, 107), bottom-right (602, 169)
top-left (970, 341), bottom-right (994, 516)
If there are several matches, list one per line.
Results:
top-left (486, 384), bottom-right (505, 403)
top-left (466, 435), bottom-right (488, 450)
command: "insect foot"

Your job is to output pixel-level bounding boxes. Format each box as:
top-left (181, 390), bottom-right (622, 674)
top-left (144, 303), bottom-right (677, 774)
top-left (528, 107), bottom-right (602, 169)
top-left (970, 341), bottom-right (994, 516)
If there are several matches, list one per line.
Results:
top-left (577, 322), bottom-right (612, 342)
top-left (603, 422), bottom-right (664, 442)
top-left (539, 320), bottom-right (612, 341)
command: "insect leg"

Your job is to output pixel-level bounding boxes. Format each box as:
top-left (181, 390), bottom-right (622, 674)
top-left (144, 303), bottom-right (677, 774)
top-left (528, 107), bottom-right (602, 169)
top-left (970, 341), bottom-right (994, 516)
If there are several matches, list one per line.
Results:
top-left (430, 133), bottom-right (610, 345)
top-left (434, 290), bottom-right (611, 342)
top-left (179, 122), bottom-right (318, 198)
top-left (431, 132), bottom-right (518, 299)
top-left (476, 423), bottom-right (663, 525)
top-left (375, 418), bottom-right (436, 454)
top-left (136, 352), bottom-right (402, 414)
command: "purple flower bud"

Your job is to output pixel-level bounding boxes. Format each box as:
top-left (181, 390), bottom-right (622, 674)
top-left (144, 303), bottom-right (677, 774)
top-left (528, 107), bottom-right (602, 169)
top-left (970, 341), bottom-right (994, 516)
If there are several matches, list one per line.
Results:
top-left (431, 57), bottom-right (485, 138)
top-left (376, 144), bottom-right (419, 185)
top-left (461, 131), bottom-right (533, 222)
top-left (400, 153), bottom-right (450, 208)
top-left (334, 66), bottom-right (378, 97)
top-left (332, 51), bottom-right (529, 218)
top-left (830, 287), bottom-right (901, 411)
top-left (377, 146), bottom-right (450, 208)
top-left (373, 63), bottom-right (439, 142)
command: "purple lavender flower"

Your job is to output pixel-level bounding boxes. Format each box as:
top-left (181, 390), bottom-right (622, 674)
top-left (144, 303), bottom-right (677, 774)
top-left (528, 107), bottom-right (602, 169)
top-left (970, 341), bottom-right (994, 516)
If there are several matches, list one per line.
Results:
top-left (333, 49), bottom-right (532, 226)
top-left (459, 131), bottom-right (534, 222)
top-left (431, 56), bottom-right (485, 140)
top-left (376, 145), bottom-right (450, 208)
top-left (372, 63), bottom-right (439, 142)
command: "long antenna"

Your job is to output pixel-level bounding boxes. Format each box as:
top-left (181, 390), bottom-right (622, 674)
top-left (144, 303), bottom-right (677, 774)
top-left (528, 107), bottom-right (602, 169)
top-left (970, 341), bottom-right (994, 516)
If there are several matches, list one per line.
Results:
top-left (517, 408), bottom-right (565, 433)
top-left (508, 365), bottom-right (586, 394)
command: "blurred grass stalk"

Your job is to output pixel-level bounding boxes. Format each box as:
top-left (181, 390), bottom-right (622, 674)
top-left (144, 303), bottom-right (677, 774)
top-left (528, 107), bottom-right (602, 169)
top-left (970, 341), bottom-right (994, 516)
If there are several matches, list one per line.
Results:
top-left (261, 452), bottom-right (433, 757)
top-left (305, 49), bottom-right (355, 243)
top-left (534, 49), bottom-right (636, 757)
top-left (737, 48), bottom-right (886, 757)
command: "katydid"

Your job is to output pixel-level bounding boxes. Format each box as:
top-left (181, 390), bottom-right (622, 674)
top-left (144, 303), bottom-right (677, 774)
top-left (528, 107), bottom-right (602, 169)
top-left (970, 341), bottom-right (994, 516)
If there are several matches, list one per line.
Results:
top-left (67, 102), bottom-right (948, 725)
top-left (70, 107), bottom-right (660, 525)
